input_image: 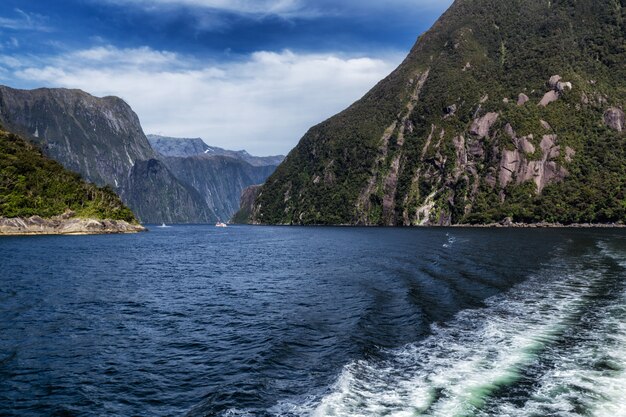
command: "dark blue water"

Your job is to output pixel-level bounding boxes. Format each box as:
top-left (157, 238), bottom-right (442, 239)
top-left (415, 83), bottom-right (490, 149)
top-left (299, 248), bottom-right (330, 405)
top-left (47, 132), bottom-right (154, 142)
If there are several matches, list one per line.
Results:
top-left (1, 226), bottom-right (626, 416)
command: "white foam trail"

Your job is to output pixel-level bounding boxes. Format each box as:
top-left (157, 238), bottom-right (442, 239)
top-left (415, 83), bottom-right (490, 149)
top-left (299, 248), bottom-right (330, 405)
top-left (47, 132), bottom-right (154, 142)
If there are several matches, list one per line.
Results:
top-left (308, 276), bottom-right (590, 417)
top-left (489, 242), bottom-right (626, 417)
top-left (268, 242), bottom-right (626, 417)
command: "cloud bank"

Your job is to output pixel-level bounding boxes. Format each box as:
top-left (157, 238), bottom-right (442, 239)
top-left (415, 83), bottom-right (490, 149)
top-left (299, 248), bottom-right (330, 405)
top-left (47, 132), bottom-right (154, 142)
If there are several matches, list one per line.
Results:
top-left (4, 46), bottom-right (402, 154)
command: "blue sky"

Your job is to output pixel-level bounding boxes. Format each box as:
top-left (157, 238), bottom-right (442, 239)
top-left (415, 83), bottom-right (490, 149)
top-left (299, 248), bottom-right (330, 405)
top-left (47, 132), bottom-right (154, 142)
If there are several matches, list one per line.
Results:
top-left (0, 0), bottom-right (452, 154)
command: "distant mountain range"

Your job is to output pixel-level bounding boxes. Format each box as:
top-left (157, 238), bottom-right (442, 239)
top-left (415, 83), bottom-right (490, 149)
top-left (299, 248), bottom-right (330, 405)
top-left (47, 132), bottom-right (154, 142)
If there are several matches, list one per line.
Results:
top-left (148, 135), bottom-right (283, 221)
top-left (147, 135), bottom-right (284, 167)
top-left (0, 86), bottom-right (282, 223)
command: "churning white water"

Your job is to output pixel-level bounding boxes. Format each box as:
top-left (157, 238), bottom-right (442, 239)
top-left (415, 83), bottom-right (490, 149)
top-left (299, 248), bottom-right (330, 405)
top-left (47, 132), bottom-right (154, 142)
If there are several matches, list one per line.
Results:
top-left (272, 240), bottom-right (626, 417)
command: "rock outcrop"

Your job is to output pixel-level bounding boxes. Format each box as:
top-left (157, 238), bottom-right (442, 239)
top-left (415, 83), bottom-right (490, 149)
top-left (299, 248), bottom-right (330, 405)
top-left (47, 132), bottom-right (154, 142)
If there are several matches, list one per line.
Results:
top-left (498, 134), bottom-right (568, 192)
top-left (538, 90), bottom-right (559, 107)
top-left (0, 214), bottom-right (145, 235)
top-left (604, 107), bottom-right (625, 132)
top-left (517, 93), bottom-right (530, 106)
top-left (469, 112), bottom-right (499, 139)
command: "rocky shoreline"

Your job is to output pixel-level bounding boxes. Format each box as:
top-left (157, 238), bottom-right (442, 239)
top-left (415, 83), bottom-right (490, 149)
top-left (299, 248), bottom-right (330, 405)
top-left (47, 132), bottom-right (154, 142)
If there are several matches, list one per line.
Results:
top-left (0, 213), bottom-right (146, 236)
top-left (451, 219), bottom-right (625, 228)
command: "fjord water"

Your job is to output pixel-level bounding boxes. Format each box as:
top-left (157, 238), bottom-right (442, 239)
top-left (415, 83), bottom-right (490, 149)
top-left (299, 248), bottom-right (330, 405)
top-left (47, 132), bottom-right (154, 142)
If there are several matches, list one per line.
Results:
top-left (1, 227), bottom-right (626, 416)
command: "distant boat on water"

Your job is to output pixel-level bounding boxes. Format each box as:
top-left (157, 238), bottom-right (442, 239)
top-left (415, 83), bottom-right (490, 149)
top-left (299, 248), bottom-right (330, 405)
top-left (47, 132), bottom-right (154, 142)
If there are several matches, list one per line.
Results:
top-left (158, 223), bottom-right (171, 228)
top-left (215, 222), bottom-right (227, 228)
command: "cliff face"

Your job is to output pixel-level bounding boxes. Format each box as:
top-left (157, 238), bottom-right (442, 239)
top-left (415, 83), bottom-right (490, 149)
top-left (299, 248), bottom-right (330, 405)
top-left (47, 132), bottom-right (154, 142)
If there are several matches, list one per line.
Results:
top-left (0, 87), bottom-right (154, 187)
top-left (0, 86), bottom-right (214, 223)
top-left (252, 0), bottom-right (626, 225)
top-left (120, 159), bottom-right (215, 224)
top-left (161, 155), bottom-right (276, 221)
top-left (147, 135), bottom-right (281, 221)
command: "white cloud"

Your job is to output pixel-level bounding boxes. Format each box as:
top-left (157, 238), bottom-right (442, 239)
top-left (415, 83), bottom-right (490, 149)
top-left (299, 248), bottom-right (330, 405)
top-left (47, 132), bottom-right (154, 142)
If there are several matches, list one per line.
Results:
top-left (101, 0), bottom-right (312, 18)
top-left (6, 45), bottom-right (402, 155)
top-left (0, 8), bottom-right (51, 31)
top-left (102, 0), bottom-right (451, 19)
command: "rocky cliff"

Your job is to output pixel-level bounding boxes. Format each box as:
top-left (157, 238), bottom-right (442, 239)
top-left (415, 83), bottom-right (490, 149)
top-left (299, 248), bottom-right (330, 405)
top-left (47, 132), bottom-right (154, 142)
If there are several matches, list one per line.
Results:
top-left (0, 214), bottom-right (145, 235)
top-left (251, 0), bottom-right (626, 225)
top-left (0, 86), bottom-right (214, 223)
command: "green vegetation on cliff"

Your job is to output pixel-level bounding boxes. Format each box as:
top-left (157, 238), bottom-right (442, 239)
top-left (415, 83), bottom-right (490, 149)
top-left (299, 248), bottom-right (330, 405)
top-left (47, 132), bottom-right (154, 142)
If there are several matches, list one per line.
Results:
top-left (0, 129), bottom-right (137, 222)
top-left (252, 0), bottom-right (626, 225)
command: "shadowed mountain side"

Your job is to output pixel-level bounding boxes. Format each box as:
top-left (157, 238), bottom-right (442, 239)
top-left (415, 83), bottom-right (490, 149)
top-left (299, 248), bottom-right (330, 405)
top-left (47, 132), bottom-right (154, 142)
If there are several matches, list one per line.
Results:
top-left (120, 159), bottom-right (215, 224)
top-left (160, 155), bottom-right (276, 222)
top-left (231, 185), bottom-right (262, 224)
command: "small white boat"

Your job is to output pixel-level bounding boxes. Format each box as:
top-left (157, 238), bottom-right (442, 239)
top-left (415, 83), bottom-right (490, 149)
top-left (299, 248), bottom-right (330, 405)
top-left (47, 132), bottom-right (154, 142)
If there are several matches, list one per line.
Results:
top-left (158, 223), bottom-right (171, 228)
top-left (215, 222), bottom-right (228, 228)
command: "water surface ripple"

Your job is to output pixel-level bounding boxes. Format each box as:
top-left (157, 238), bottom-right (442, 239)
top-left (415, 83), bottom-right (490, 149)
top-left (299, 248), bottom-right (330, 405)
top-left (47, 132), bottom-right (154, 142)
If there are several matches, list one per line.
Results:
top-left (1, 226), bottom-right (625, 416)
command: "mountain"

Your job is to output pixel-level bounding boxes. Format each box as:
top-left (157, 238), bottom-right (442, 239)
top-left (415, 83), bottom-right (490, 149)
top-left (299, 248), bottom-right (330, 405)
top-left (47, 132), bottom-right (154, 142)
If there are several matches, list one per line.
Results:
top-left (0, 86), bottom-right (214, 224)
top-left (0, 127), bottom-right (137, 222)
top-left (160, 155), bottom-right (277, 222)
top-left (231, 185), bottom-right (262, 224)
top-left (147, 135), bottom-right (282, 221)
top-left (250, 0), bottom-right (626, 225)
top-left (147, 135), bottom-right (285, 167)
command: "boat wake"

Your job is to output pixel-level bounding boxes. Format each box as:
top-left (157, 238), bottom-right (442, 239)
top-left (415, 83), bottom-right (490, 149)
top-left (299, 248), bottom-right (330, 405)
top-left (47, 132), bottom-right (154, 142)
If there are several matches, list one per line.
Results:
top-left (265, 239), bottom-right (626, 417)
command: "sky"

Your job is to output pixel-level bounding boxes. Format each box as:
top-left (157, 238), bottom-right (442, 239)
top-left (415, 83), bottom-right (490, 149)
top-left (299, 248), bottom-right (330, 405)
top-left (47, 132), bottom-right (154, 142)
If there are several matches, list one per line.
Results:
top-left (0, 0), bottom-right (452, 155)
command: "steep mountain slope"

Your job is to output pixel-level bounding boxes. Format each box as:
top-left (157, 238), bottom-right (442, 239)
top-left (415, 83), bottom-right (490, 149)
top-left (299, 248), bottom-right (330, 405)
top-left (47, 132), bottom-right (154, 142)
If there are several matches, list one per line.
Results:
top-left (0, 127), bottom-right (136, 222)
top-left (0, 86), bottom-right (214, 223)
top-left (232, 185), bottom-right (262, 224)
top-left (252, 0), bottom-right (626, 225)
top-left (147, 134), bottom-right (285, 167)
top-left (160, 155), bottom-right (276, 221)
top-left (147, 136), bottom-right (281, 221)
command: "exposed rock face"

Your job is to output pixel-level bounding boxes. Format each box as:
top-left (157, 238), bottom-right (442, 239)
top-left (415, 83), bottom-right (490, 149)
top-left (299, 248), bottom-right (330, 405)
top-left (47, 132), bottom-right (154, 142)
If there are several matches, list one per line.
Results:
top-left (470, 112), bottom-right (499, 139)
top-left (604, 107), bottom-right (625, 132)
top-left (0, 215), bottom-right (145, 235)
top-left (517, 93), bottom-right (530, 106)
top-left (539, 76), bottom-right (573, 107)
top-left (539, 90), bottom-right (559, 107)
top-left (540, 120), bottom-right (552, 130)
top-left (0, 86), bottom-right (154, 186)
top-left (548, 75), bottom-right (562, 88)
top-left (556, 81), bottom-right (573, 92)
top-left (498, 134), bottom-right (567, 192)
top-left (0, 86), bottom-right (212, 223)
